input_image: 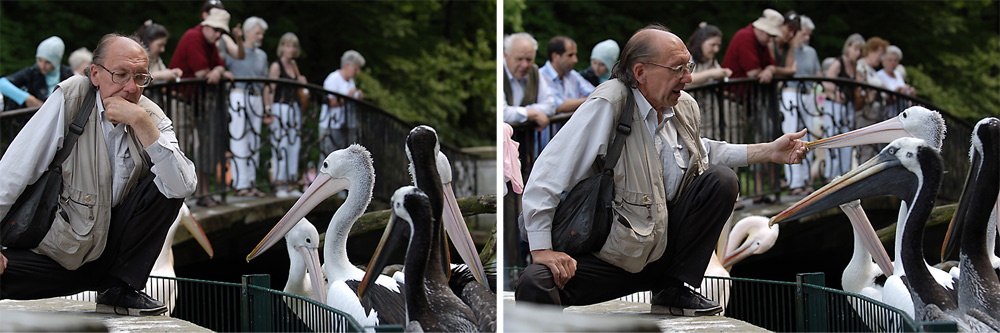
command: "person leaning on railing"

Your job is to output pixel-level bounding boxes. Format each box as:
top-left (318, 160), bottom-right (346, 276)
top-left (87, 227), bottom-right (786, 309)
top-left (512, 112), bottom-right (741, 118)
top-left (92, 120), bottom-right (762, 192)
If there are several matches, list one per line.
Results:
top-left (320, 50), bottom-right (366, 157)
top-left (516, 25), bottom-right (809, 317)
top-left (268, 32), bottom-right (308, 198)
top-left (225, 16), bottom-right (270, 198)
top-left (0, 34), bottom-right (197, 316)
top-left (0, 36), bottom-right (74, 110)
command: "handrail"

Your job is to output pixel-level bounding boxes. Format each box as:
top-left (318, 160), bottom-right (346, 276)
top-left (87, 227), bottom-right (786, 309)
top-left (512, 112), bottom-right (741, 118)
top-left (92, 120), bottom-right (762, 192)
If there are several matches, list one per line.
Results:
top-left (1, 77), bottom-right (483, 205)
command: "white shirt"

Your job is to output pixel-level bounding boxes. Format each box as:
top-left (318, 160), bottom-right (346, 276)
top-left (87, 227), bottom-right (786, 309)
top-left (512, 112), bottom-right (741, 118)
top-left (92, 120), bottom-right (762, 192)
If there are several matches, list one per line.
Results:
top-left (502, 61), bottom-right (556, 124)
top-left (320, 69), bottom-right (356, 129)
top-left (876, 69), bottom-right (906, 93)
top-left (0, 88), bottom-right (197, 218)
top-left (539, 61), bottom-right (595, 108)
top-left (520, 88), bottom-right (748, 250)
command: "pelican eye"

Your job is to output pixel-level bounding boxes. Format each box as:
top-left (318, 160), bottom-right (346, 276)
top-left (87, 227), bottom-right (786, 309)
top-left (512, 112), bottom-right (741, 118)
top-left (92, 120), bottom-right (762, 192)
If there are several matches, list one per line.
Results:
top-left (323, 161), bottom-right (329, 169)
top-left (305, 238), bottom-right (312, 244)
top-left (906, 152), bottom-right (913, 158)
top-left (888, 147), bottom-right (897, 155)
top-left (901, 112), bottom-right (907, 118)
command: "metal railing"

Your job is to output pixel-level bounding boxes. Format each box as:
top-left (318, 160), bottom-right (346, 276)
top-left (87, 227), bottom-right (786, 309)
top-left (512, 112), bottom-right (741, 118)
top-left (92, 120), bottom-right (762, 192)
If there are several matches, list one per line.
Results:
top-left (0, 77), bottom-right (481, 204)
top-left (63, 274), bottom-right (367, 332)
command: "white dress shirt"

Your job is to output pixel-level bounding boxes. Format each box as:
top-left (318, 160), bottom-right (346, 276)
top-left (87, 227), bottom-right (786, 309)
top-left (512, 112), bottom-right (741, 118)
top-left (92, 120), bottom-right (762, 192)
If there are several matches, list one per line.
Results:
top-left (0, 88), bottom-right (197, 219)
top-left (320, 69), bottom-right (356, 129)
top-left (502, 61), bottom-right (556, 124)
top-left (521, 88), bottom-right (748, 250)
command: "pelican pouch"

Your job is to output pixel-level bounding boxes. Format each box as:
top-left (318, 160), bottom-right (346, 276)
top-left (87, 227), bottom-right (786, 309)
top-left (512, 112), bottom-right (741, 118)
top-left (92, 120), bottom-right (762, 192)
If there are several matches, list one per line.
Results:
top-left (1, 84), bottom-right (95, 249)
top-left (541, 89), bottom-right (634, 255)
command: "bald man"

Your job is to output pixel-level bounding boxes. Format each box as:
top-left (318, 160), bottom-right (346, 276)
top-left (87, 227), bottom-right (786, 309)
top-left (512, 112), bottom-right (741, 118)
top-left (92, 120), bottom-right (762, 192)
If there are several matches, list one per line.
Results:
top-left (0, 34), bottom-right (197, 316)
top-left (518, 25), bottom-right (808, 315)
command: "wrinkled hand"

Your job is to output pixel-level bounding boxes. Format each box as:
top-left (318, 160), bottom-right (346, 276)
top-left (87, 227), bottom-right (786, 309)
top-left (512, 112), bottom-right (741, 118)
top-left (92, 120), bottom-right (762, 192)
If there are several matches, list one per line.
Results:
top-left (758, 66), bottom-right (774, 84)
top-left (531, 249), bottom-right (577, 289)
top-left (0, 252), bottom-right (7, 275)
top-left (206, 68), bottom-right (222, 84)
top-left (771, 128), bottom-right (809, 164)
top-left (526, 108), bottom-right (550, 131)
top-left (103, 96), bottom-right (148, 126)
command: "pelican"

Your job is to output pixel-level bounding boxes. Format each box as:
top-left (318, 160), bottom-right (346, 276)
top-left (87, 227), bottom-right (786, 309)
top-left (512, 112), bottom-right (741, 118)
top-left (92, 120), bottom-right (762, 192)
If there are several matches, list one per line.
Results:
top-left (148, 203), bottom-right (214, 313)
top-left (360, 186), bottom-right (478, 332)
top-left (282, 218), bottom-right (327, 304)
top-left (403, 125), bottom-right (495, 331)
top-left (941, 118), bottom-right (1000, 320)
top-left (65, 203), bottom-right (213, 314)
top-left (721, 216), bottom-right (780, 268)
top-left (771, 138), bottom-right (997, 330)
top-left (246, 145), bottom-right (406, 328)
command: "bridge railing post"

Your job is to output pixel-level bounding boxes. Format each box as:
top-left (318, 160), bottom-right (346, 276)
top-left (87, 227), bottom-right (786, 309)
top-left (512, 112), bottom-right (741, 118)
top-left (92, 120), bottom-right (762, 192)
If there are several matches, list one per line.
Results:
top-left (795, 272), bottom-right (828, 331)
top-left (241, 274), bottom-right (273, 332)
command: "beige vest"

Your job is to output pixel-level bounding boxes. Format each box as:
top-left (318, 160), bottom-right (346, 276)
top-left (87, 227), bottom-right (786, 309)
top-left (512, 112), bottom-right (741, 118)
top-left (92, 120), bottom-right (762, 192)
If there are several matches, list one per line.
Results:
top-left (32, 75), bottom-right (160, 270)
top-left (589, 79), bottom-right (707, 273)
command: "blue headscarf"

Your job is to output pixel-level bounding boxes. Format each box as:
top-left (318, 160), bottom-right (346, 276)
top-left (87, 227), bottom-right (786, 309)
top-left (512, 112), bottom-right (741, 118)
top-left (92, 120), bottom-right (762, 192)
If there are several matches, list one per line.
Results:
top-left (590, 39), bottom-right (620, 83)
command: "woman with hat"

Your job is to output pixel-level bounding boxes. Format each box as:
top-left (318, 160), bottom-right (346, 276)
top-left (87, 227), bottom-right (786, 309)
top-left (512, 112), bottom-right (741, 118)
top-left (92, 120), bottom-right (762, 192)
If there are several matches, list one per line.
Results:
top-left (579, 39), bottom-right (619, 87)
top-left (0, 36), bottom-right (74, 109)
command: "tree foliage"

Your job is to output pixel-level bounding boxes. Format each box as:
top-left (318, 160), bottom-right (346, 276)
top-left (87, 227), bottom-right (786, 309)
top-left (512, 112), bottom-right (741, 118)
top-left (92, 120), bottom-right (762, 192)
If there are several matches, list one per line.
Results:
top-left (504, 0), bottom-right (999, 123)
top-left (1, 0), bottom-right (496, 147)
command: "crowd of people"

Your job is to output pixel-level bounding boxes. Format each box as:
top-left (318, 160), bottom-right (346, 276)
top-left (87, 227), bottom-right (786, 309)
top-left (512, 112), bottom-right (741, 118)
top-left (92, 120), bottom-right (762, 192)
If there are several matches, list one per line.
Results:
top-left (0, 0), bottom-right (369, 207)
top-left (504, 8), bottom-right (917, 200)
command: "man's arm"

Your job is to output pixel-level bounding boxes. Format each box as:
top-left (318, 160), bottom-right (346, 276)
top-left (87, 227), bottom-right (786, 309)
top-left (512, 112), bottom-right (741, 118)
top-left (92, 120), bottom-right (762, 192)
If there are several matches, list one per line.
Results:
top-left (746, 128), bottom-right (809, 165)
top-left (521, 97), bottom-right (615, 288)
top-left (555, 97), bottom-right (588, 113)
top-left (0, 90), bottom-right (67, 220)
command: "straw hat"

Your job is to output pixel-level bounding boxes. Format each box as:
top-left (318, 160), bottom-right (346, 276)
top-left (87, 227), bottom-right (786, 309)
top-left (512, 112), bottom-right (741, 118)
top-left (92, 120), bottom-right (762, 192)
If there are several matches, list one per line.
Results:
top-left (752, 9), bottom-right (784, 37)
top-left (200, 8), bottom-right (231, 34)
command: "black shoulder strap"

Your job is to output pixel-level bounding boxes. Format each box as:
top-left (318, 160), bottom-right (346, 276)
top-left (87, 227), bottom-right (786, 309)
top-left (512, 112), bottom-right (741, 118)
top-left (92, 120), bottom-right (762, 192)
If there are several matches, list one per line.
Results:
top-left (50, 84), bottom-right (96, 169)
top-left (603, 88), bottom-right (635, 173)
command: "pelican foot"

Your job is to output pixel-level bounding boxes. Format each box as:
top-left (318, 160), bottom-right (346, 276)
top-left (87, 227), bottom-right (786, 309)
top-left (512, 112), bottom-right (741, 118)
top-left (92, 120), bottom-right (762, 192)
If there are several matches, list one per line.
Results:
top-left (650, 286), bottom-right (723, 317)
top-left (95, 286), bottom-right (168, 316)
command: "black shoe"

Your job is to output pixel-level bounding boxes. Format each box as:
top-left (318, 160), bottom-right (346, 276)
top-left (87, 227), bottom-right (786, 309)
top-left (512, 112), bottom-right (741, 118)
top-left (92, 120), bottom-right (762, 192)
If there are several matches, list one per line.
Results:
top-left (650, 285), bottom-right (723, 317)
top-left (95, 286), bottom-right (168, 316)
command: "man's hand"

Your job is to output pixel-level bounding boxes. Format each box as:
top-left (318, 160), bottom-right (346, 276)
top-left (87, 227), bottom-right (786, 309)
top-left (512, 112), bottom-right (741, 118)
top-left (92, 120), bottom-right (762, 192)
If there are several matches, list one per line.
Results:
top-left (206, 67), bottom-right (224, 84)
top-left (758, 65), bottom-right (775, 84)
top-left (232, 23), bottom-right (243, 42)
top-left (0, 252), bottom-right (7, 275)
top-left (223, 70), bottom-right (235, 81)
top-left (25, 95), bottom-right (43, 108)
top-left (531, 249), bottom-right (577, 289)
top-left (104, 96), bottom-right (160, 147)
top-left (770, 128), bottom-right (809, 164)
top-left (526, 108), bottom-right (550, 131)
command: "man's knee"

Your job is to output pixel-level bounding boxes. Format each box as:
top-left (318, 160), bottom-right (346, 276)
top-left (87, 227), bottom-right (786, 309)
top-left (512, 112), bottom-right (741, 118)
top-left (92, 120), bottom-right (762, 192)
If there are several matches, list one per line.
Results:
top-left (514, 264), bottom-right (559, 305)
top-left (704, 165), bottom-right (739, 201)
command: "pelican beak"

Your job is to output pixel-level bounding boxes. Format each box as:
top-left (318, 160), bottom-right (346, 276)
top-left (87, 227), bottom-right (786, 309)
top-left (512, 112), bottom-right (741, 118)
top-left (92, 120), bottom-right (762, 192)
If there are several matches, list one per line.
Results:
top-left (840, 200), bottom-right (894, 275)
top-left (441, 182), bottom-right (489, 289)
top-left (942, 148), bottom-right (981, 261)
top-left (246, 173), bottom-right (350, 261)
top-left (721, 238), bottom-right (757, 268)
top-left (770, 149), bottom-right (912, 227)
top-left (296, 245), bottom-right (327, 304)
top-left (808, 116), bottom-right (909, 149)
top-left (358, 210), bottom-right (408, 298)
top-left (180, 209), bottom-right (214, 258)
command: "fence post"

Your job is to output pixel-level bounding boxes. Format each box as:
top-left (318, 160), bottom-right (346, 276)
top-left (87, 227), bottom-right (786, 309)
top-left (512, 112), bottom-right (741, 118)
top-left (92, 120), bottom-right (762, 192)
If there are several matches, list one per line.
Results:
top-left (241, 274), bottom-right (273, 332)
top-left (795, 272), bottom-right (827, 331)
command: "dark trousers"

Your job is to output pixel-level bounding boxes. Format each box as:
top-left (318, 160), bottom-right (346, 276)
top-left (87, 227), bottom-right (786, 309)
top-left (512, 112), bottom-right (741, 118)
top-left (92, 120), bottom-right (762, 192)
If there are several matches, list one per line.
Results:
top-left (1, 174), bottom-right (183, 300)
top-left (515, 165), bottom-right (739, 306)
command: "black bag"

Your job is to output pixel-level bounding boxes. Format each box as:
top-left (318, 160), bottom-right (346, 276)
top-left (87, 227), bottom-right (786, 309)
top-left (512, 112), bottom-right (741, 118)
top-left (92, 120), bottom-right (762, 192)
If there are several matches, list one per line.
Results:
top-left (1, 84), bottom-right (96, 249)
top-left (548, 89), bottom-right (635, 255)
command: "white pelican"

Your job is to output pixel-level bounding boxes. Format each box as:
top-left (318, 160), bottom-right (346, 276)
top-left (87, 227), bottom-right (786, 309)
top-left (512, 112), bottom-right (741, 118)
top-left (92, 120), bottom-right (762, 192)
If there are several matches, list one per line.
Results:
top-left (940, 118), bottom-right (1000, 320)
top-left (772, 138), bottom-right (998, 330)
top-left (282, 218), bottom-right (326, 303)
top-left (247, 145), bottom-right (406, 328)
top-left (360, 186), bottom-right (478, 332)
top-left (700, 215), bottom-right (778, 315)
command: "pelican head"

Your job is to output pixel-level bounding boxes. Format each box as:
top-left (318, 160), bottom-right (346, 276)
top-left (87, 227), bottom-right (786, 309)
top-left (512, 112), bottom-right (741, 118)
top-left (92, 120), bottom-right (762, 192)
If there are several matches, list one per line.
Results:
top-left (284, 218), bottom-right (327, 304)
top-left (247, 144), bottom-right (373, 261)
top-left (808, 106), bottom-right (946, 149)
top-left (771, 137), bottom-right (938, 227)
top-left (942, 117), bottom-right (1000, 260)
top-left (359, 186), bottom-right (431, 299)
top-left (722, 216), bottom-right (779, 268)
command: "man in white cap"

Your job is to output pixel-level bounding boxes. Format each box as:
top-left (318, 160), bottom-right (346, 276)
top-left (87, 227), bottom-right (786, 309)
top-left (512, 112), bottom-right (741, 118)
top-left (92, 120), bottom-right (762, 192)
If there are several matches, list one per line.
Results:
top-left (721, 8), bottom-right (784, 83)
top-left (0, 36), bottom-right (74, 109)
top-left (170, 7), bottom-right (234, 84)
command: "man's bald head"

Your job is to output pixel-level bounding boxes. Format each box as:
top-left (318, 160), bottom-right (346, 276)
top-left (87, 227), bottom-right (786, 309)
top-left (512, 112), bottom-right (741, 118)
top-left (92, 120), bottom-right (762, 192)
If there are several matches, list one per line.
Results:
top-left (612, 24), bottom-right (682, 87)
top-left (92, 34), bottom-right (147, 67)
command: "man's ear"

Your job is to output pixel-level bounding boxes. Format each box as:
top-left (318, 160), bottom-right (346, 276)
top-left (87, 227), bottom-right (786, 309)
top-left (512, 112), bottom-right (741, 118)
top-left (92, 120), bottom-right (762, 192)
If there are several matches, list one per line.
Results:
top-left (89, 64), bottom-right (100, 87)
top-left (633, 63), bottom-right (646, 85)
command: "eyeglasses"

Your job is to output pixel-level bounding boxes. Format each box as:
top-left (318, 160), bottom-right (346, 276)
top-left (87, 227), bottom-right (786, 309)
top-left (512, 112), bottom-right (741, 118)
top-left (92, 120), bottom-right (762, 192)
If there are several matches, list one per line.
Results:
top-left (212, 27), bottom-right (225, 34)
top-left (96, 64), bottom-right (152, 87)
top-left (644, 61), bottom-right (696, 79)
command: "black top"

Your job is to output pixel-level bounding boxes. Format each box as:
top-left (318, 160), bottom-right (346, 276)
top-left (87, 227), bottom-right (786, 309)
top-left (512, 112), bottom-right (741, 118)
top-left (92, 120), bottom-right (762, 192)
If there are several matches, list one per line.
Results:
top-left (3, 64), bottom-right (74, 109)
top-left (274, 60), bottom-right (299, 105)
top-left (580, 66), bottom-right (600, 87)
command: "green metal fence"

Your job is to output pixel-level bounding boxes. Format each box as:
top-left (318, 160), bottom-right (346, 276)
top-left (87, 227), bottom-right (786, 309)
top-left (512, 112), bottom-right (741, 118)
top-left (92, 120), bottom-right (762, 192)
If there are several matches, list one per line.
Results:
top-left (509, 269), bottom-right (928, 332)
top-left (64, 274), bottom-right (366, 332)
